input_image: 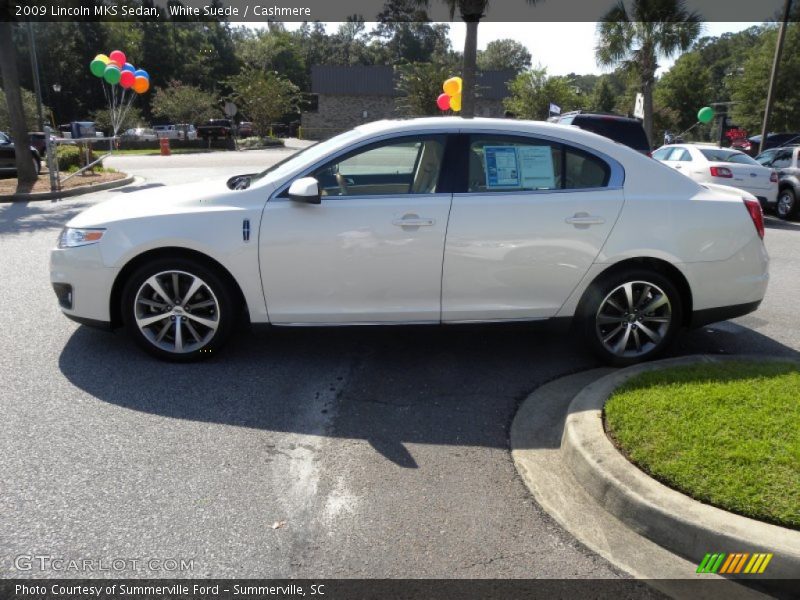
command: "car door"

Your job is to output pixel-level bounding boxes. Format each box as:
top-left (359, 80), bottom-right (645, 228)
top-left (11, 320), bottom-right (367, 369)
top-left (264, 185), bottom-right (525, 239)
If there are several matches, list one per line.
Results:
top-left (442, 133), bottom-right (624, 321)
top-left (259, 133), bottom-right (452, 324)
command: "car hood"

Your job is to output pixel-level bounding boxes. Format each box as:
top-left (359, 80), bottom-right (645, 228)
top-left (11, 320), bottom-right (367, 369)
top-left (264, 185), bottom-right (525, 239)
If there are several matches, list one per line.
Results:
top-left (67, 179), bottom-right (238, 228)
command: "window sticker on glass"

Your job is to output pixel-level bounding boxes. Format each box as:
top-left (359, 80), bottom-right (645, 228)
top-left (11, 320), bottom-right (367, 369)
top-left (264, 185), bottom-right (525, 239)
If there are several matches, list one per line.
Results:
top-left (484, 146), bottom-right (520, 188)
top-left (518, 145), bottom-right (556, 189)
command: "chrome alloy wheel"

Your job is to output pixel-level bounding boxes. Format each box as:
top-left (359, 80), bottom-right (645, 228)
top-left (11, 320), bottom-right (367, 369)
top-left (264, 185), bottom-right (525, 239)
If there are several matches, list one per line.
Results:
top-left (133, 270), bottom-right (220, 354)
top-left (595, 281), bottom-right (672, 358)
top-left (777, 191), bottom-right (794, 218)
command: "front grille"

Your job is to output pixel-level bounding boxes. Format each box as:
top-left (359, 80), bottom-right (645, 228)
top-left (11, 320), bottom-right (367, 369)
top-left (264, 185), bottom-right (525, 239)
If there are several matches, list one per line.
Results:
top-left (52, 283), bottom-right (73, 309)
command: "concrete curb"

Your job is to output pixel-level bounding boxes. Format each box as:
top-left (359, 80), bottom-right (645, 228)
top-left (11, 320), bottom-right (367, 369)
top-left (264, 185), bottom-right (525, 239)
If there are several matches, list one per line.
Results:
top-left (0, 175), bottom-right (134, 202)
top-left (561, 354), bottom-right (800, 583)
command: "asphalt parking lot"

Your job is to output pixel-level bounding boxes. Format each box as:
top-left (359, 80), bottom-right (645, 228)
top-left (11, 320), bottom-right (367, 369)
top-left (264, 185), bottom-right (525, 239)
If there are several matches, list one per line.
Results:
top-left (1, 148), bottom-right (798, 580)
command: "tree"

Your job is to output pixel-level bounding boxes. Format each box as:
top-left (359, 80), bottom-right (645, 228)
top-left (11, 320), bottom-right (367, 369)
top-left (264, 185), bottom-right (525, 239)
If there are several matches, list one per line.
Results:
top-left (396, 62), bottom-right (454, 116)
top-left (654, 52), bottom-right (712, 133)
top-left (504, 67), bottom-right (584, 120)
top-left (0, 21), bottom-right (37, 185)
top-left (151, 80), bottom-right (220, 125)
top-left (731, 21), bottom-right (800, 133)
top-left (227, 69), bottom-right (301, 135)
top-left (596, 0), bottom-right (702, 145)
top-left (375, 0), bottom-right (452, 64)
top-left (477, 39), bottom-right (531, 74)
top-left (0, 87), bottom-right (48, 131)
top-left (589, 76), bottom-right (617, 113)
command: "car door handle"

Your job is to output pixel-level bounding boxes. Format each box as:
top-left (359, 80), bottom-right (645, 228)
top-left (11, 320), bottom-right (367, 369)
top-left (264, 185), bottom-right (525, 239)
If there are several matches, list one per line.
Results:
top-left (565, 213), bottom-right (605, 226)
top-left (393, 215), bottom-right (435, 228)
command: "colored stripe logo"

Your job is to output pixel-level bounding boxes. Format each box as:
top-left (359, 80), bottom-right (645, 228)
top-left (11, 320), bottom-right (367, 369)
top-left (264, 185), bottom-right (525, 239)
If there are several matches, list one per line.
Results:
top-left (697, 552), bottom-right (773, 574)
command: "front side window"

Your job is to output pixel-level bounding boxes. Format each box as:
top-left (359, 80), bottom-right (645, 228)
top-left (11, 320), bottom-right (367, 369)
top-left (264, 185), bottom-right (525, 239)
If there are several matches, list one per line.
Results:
top-left (467, 135), bottom-right (610, 192)
top-left (313, 136), bottom-right (446, 197)
top-left (652, 147), bottom-right (672, 160)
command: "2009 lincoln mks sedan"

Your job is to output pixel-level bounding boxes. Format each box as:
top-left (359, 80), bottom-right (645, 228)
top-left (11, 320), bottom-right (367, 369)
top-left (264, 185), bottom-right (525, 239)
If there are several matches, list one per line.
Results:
top-left (51, 118), bottom-right (769, 364)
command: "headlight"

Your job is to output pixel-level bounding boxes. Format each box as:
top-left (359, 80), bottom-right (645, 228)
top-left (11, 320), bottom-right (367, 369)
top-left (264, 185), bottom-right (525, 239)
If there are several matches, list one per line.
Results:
top-left (58, 227), bottom-right (106, 248)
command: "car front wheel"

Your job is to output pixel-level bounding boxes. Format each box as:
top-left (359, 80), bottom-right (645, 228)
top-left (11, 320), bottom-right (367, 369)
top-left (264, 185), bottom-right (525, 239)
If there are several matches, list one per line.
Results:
top-left (580, 270), bottom-right (682, 366)
top-left (776, 188), bottom-right (797, 220)
top-left (121, 258), bottom-right (236, 361)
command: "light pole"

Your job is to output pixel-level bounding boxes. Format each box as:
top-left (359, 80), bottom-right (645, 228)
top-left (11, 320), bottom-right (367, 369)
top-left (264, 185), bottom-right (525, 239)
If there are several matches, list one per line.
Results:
top-left (759, 0), bottom-right (793, 154)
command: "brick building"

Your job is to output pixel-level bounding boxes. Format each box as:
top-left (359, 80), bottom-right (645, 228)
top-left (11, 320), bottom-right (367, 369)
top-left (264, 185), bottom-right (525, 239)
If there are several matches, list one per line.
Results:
top-left (300, 65), bottom-right (515, 139)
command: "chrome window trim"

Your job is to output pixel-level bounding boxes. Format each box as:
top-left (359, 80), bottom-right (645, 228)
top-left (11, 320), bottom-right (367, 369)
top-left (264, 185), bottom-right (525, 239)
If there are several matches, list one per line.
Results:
top-left (269, 127), bottom-right (626, 201)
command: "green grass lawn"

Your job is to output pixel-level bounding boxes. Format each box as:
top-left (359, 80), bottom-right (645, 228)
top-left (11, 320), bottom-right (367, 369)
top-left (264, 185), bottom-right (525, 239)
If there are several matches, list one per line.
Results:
top-left (604, 361), bottom-right (800, 529)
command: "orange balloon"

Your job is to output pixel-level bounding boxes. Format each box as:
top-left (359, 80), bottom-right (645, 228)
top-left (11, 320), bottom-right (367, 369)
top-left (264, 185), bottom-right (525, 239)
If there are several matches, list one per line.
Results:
top-left (133, 76), bottom-right (150, 94)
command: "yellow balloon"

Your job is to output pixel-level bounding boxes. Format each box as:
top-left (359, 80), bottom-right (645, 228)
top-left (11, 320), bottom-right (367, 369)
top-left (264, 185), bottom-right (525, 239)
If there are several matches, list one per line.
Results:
top-left (443, 76), bottom-right (462, 97)
top-left (449, 93), bottom-right (462, 112)
top-left (95, 53), bottom-right (110, 64)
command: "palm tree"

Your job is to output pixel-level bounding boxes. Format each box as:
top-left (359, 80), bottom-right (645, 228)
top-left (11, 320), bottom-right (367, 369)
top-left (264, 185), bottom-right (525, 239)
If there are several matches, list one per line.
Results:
top-left (596, 0), bottom-right (702, 145)
top-left (0, 21), bottom-right (38, 187)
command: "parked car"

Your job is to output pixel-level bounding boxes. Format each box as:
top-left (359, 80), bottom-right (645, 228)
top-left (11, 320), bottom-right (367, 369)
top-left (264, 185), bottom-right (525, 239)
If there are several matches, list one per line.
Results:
top-left (237, 121), bottom-right (254, 137)
top-left (556, 111), bottom-right (651, 155)
top-left (197, 119), bottom-right (233, 140)
top-left (174, 124), bottom-right (197, 141)
top-left (0, 131), bottom-right (42, 175)
top-left (755, 144), bottom-right (800, 220)
top-left (51, 117), bottom-right (767, 365)
top-left (653, 144), bottom-right (778, 208)
top-left (28, 131), bottom-right (55, 156)
top-left (120, 128), bottom-right (158, 142)
top-left (743, 133), bottom-right (800, 156)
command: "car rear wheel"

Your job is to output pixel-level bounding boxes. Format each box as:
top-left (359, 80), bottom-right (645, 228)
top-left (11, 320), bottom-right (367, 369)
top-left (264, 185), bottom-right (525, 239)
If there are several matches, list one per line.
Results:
top-left (580, 269), bottom-right (683, 366)
top-left (121, 258), bottom-right (237, 361)
top-left (776, 188), bottom-right (797, 220)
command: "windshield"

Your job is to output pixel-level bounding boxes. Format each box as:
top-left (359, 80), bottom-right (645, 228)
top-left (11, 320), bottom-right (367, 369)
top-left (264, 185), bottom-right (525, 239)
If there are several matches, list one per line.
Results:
top-left (699, 148), bottom-right (760, 165)
top-left (251, 129), bottom-right (363, 183)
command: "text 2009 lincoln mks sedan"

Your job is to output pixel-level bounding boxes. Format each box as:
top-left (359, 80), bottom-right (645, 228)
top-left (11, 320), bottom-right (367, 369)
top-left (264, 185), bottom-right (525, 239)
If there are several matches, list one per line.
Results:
top-left (51, 118), bottom-right (768, 364)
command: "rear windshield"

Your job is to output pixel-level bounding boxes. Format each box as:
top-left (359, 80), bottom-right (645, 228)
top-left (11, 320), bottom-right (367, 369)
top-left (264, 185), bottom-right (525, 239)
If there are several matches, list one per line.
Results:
top-left (570, 116), bottom-right (650, 152)
top-left (699, 149), bottom-right (760, 165)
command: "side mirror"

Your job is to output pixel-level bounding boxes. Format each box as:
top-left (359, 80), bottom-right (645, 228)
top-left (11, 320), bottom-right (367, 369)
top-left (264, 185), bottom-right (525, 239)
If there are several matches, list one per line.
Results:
top-left (288, 177), bottom-right (321, 205)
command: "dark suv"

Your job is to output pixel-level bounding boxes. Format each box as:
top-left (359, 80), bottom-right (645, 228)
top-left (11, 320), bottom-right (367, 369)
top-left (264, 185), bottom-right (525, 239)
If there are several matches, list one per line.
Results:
top-left (556, 111), bottom-right (651, 155)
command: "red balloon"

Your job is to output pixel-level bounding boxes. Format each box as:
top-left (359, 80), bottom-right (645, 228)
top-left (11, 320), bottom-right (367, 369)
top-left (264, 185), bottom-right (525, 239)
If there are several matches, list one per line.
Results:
top-left (109, 50), bottom-right (126, 67)
top-left (436, 93), bottom-right (451, 111)
top-left (119, 70), bottom-right (136, 89)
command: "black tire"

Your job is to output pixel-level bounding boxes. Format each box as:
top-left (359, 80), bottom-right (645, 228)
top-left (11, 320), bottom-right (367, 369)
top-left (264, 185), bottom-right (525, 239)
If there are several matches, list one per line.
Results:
top-left (578, 268), bottom-right (683, 367)
top-left (121, 257), bottom-right (237, 362)
top-left (776, 188), bottom-right (798, 221)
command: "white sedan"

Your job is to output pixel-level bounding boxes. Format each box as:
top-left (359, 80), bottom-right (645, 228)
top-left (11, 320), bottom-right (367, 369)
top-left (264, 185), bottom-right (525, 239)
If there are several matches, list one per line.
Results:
top-left (51, 118), bottom-right (768, 365)
top-left (653, 143), bottom-right (778, 208)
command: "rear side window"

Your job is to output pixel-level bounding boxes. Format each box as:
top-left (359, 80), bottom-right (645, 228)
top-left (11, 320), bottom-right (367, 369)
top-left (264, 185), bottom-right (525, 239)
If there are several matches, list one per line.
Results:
top-left (571, 116), bottom-right (650, 153)
top-left (699, 149), bottom-right (759, 165)
top-left (467, 135), bottom-right (610, 192)
top-left (772, 150), bottom-right (793, 169)
top-left (667, 148), bottom-right (692, 162)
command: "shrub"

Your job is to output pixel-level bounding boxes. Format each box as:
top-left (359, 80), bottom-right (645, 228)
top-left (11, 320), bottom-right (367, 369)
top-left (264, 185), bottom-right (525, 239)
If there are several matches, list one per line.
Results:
top-left (57, 144), bottom-right (102, 171)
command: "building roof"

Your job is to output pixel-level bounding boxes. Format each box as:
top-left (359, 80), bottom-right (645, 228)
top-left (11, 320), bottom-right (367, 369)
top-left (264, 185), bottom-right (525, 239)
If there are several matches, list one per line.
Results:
top-left (311, 65), bottom-right (515, 99)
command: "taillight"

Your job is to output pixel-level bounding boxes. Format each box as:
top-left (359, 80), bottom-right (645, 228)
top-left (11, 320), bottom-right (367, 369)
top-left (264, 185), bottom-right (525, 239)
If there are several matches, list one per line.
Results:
top-left (770, 171), bottom-right (778, 183)
top-left (710, 166), bottom-right (733, 178)
top-left (743, 198), bottom-right (764, 240)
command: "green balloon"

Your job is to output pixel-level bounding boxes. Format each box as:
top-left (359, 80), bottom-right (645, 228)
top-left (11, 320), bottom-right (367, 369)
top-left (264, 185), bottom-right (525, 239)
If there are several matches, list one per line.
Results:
top-left (90, 59), bottom-right (106, 78)
top-left (697, 106), bottom-right (715, 124)
top-left (103, 65), bottom-right (121, 85)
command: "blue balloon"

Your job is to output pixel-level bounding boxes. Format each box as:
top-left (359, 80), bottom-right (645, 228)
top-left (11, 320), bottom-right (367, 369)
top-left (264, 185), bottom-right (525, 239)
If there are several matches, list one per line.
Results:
top-left (122, 62), bottom-right (136, 73)
top-left (134, 69), bottom-right (149, 80)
